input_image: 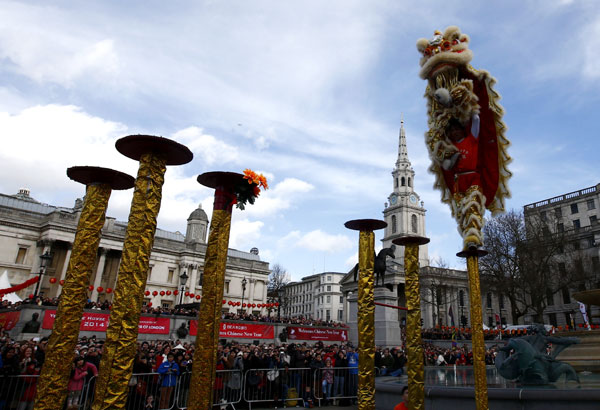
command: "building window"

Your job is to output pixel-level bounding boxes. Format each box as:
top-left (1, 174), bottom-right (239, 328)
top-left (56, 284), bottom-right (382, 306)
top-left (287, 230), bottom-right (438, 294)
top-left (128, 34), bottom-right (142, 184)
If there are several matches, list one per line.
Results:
top-left (327, 276), bottom-right (332, 282)
top-left (590, 215), bottom-right (597, 225)
top-left (167, 268), bottom-right (174, 283)
top-left (499, 294), bottom-right (504, 310)
top-left (15, 247), bottom-right (27, 264)
top-left (411, 215), bottom-right (418, 233)
top-left (587, 199), bottom-right (596, 210)
top-left (573, 219), bottom-right (581, 230)
top-left (395, 178), bottom-right (398, 188)
top-left (549, 313), bottom-right (558, 327)
top-left (459, 290), bottom-right (464, 307)
top-left (338, 310), bottom-right (343, 320)
top-left (147, 266), bottom-right (153, 280)
top-left (562, 287), bottom-right (571, 304)
top-left (486, 293), bottom-right (492, 308)
top-left (326, 295), bottom-right (331, 303)
top-left (326, 310), bottom-right (331, 321)
top-left (391, 215), bottom-right (397, 234)
top-left (540, 211), bottom-right (547, 221)
top-left (571, 203), bottom-right (579, 214)
top-left (401, 177), bottom-right (406, 186)
top-left (162, 301), bottom-right (172, 309)
top-left (340, 296), bottom-right (344, 303)
top-left (327, 285), bottom-right (331, 292)
top-left (546, 288), bottom-right (554, 305)
top-left (557, 223), bottom-right (564, 233)
top-left (555, 207), bottom-right (562, 218)
top-left (408, 177), bottom-right (412, 187)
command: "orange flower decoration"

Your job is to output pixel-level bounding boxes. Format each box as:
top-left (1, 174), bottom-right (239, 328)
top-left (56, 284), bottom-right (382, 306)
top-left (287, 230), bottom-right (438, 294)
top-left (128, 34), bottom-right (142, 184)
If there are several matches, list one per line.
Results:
top-left (243, 169), bottom-right (269, 190)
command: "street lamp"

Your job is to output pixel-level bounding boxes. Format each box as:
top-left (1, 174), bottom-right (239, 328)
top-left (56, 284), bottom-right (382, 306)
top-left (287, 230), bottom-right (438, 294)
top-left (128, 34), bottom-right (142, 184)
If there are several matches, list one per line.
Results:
top-left (179, 270), bottom-right (189, 305)
top-left (34, 250), bottom-right (53, 298)
top-left (241, 278), bottom-right (247, 314)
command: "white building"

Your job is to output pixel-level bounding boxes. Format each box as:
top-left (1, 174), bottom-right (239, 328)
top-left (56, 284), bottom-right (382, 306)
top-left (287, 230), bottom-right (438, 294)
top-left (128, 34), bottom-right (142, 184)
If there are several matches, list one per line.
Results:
top-left (0, 189), bottom-right (270, 312)
top-left (284, 271), bottom-right (345, 322)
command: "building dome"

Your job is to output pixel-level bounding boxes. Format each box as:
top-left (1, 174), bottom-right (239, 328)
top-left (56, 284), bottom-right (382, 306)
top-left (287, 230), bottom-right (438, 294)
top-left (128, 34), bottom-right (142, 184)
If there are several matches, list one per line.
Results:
top-left (188, 204), bottom-right (208, 222)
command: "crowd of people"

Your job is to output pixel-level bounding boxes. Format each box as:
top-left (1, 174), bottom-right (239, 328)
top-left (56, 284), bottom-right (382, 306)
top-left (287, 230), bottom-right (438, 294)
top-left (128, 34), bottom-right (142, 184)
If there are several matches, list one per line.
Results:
top-left (1, 298), bottom-right (349, 329)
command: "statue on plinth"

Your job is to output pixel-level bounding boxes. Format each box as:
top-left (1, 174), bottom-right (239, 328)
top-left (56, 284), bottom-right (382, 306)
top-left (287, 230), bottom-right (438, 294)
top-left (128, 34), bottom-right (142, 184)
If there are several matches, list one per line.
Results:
top-left (22, 312), bottom-right (41, 333)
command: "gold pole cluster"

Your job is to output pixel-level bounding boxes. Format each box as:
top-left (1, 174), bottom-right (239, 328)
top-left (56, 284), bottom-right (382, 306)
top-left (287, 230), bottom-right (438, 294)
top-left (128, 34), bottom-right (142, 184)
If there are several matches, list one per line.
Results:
top-left (33, 167), bottom-right (134, 410)
top-left (357, 230), bottom-right (376, 410)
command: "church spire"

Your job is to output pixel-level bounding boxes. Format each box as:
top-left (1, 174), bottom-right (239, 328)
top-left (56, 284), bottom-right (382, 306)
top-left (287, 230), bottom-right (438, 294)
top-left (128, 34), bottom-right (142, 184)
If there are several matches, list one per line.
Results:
top-left (396, 115), bottom-right (410, 168)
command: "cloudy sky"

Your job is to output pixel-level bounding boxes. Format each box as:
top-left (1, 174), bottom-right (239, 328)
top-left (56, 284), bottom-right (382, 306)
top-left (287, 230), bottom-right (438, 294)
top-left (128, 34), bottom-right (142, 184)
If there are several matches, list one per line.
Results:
top-left (0, 0), bottom-right (598, 280)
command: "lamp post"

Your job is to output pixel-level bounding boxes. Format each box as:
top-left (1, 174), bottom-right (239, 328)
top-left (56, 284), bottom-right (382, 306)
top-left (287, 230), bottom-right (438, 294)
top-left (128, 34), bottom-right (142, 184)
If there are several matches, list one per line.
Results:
top-left (241, 278), bottom-right (247, 314)
top-left (34, 251), bottom-right (53, 298)
top-left (179, 271), bottom-right (189, 305)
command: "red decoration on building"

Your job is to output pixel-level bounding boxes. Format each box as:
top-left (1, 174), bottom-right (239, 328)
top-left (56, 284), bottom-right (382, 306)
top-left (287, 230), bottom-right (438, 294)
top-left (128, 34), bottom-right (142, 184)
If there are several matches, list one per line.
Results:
top-left (106, 288), bottom-right (112, 293)
top-left (49, 278), bottom-right (57, 284)
top-left (173, 290), bottom-right (178, 295)
top-left (195, 295), bottom-right (201, 300)
top-left (59, 280), bottom-right (65, 286)
top-left (97, 287), bottom-right (104, 293)
top-left (88, 285), bottom-right (94, 291)
top-left (185, 291), bottom-right (190, 297)
top-left (166, 290), bottom-right (171, 296)
top-left (152, 291), bottom-right (158, 296)
top-left (29, 294), bottom-right (34, 299)
top-left (145, 291), bottom-right (150, 296)
top-left (160, 291), bottom-right (165, 296)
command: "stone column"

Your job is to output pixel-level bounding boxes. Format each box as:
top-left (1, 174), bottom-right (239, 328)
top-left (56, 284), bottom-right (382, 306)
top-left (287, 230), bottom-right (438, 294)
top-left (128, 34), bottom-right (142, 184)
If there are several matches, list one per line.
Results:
top-left (188, 264), bottom-right (198, 294)
top-left (91, 249), bottom-right (108, 301)
top-left (59, 244), bottom-right (73, 281)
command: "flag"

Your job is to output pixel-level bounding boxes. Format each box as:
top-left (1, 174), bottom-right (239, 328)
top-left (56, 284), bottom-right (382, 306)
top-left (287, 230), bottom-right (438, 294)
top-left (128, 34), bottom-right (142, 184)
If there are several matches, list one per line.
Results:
top-left (494, 313), bottom-right (501, 329)
top-left (578, 302), bottom-right (592, 331)
top-left (451, 328), bottom-right (457, 347)
top-left (448, 305), bottom-right (455, 327)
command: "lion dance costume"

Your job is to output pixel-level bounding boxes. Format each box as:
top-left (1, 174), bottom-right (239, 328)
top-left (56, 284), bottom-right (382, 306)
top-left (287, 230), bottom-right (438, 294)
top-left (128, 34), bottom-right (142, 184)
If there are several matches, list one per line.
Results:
top-left (416, 26), bottom-right (511, 249)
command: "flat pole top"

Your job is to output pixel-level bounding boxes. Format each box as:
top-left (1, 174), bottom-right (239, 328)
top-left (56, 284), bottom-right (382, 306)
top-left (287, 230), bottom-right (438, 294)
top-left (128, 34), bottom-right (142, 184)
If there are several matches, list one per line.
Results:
top-left (344, 219), bottom-right (387, 232)
top-left (116, 135), bottom-right (193, 165)
top-left (67, 166), bottom-right (135, 190)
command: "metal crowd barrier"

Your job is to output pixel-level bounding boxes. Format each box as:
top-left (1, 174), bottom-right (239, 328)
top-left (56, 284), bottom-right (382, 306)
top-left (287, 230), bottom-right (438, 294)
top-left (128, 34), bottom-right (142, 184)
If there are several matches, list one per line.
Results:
top-left (175, 369), bottom-right (243, 409)
top-left (312, 366), bottom-right (359, 404)
top-left (243, 367), bottom-right (312, 409)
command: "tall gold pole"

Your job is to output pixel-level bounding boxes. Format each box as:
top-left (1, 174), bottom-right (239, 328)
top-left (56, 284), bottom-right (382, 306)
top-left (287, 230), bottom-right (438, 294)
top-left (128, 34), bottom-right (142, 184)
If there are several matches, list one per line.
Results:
top-left (92, 136), bottom-right (192, 410)
top-left (345, 219), bottom-right (387, 410)
top-left (188, 172), bottom-right (252, 410)
top-left (394, 236), bottom-right (429, 410)
top-left (34, 167), bottom-right (134, 410)
top-left (458, 249), bottom-right (489, 410)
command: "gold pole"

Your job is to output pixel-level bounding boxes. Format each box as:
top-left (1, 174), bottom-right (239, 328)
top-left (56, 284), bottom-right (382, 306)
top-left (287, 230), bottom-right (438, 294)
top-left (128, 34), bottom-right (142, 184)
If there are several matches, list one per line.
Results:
top-left (357, 230), bottom-right (376, 410)
top-left (92, 136), bottom-right (192, 410)
top-left (33, 167), bottom-right (133, 410)
top-left (188, 208), bottom-right (232, 409)
top-left (344, 219), bottom-right (386, 410)
top-left (465, 253), bottom-right (488, 410)
top-left (393, 236), bottom-right (429, 410)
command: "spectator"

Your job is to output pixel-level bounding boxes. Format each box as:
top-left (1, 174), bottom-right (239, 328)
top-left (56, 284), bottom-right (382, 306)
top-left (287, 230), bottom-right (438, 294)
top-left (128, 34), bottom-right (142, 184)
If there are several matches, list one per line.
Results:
top-left (333, 350), bottom-right (347, 402)
top-left (393, 386), bottom-right (409, 410)
top-left (157, 352), bottom-right (179, 410)
top-left (67, 356), bottom-right (90, 409)
top-left (346, 346), bottom-right (358, 402)
top-left (321, 358), bottom-right (334, 405)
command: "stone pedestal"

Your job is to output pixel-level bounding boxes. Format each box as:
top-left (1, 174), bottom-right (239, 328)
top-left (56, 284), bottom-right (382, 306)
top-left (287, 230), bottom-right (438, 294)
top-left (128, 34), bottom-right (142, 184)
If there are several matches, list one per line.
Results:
top-left (374, 287), bottom-right (402, 348)
top-left (555, 330), bottom-right (600, 372)
top-left (348, 287), bottom-right (402, 348)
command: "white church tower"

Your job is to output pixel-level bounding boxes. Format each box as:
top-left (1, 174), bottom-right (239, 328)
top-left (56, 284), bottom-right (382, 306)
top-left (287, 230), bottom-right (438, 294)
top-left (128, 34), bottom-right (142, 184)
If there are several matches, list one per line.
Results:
top-left (381, 118), bottom-right (429, 267)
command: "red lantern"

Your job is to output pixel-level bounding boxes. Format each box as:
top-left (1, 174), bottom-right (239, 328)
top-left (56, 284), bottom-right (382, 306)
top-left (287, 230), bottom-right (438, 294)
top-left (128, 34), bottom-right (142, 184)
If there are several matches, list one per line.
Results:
top-left (49, 277), bottom-right (57, 284)
top-left (185, 291), bottom-right (190, 297)
top-left (148, 302), bottom-right (152, 307)
top-left (252, 303), bottom-right (256, 308)
top-left (106, 288), bottom-right (112, 294)
top-left (88, 285), bottom-right (94, 291)
top-left (228, 301), bottom-right (233, 306)
top-left (189, 293), bottom-right (195, 298)
top-left (275, 303), bottom-right (279, 307)
top-left (160, 291), bottom-right (165, 296)
top-left (222, 300), bottom-right (226, 304)
top-left (243, 303), bottom-right (247, 307)
top-left (173, 290), bottom-right (179, 295)
top-left (145, 290), bottom-right (150, 296)
top-left (29, 294), bottom-right (34, 299)
top-left (237, 302), bottom-right (241, 306)
top-left (195, 295), bottom-right (201, 300)
top-left (152, 291), bottom-right (158, 296)
top-left (166, 291), bottom-right (171, 296)
top-left (59, 279), bottom-right (65, 286)
top-left (97, 287), bottom-right (104, 293)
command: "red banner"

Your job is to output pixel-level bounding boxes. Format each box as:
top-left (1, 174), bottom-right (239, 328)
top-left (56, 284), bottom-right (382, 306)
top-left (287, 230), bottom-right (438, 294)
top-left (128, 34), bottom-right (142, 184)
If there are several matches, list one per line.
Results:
top-left (0, 311), bottom-right (21, 330)
top-left (287, 326), bottom-right (348, 342)
top-left (42, 311), bottom-right (170, 334)
top-left (189, 320), bottom-right (274, 339)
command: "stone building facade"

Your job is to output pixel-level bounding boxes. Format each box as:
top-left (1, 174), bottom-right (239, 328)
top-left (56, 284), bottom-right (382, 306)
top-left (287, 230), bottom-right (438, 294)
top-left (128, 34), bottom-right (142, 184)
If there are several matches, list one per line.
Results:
top-left (283, 271), bottom-right (345, 321)
top-left (523, 183), bottom-right (600, 327)
top-left (0, 189), bottom-right (270, 312)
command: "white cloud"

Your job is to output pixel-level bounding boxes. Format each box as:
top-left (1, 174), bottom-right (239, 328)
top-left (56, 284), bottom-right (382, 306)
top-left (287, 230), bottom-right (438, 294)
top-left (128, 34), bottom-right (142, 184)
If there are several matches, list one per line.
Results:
top-left (229, 218), bottom-right (265, 251)
top-left (172, 127), bottom-right (239, 166)
top-left (295, 230), bottom-right (353, 253)
top-left (243, 177), bottom-right (314, 218)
